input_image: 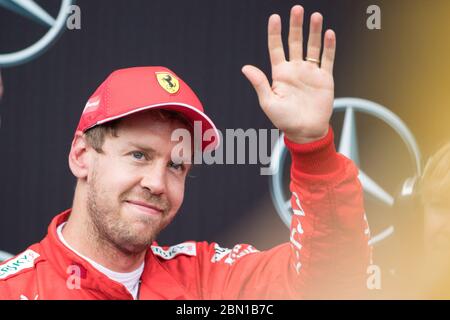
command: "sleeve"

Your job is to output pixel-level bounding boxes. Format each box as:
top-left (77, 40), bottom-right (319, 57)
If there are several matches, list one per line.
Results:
top-left (196, 127), bottom-right (371, 299)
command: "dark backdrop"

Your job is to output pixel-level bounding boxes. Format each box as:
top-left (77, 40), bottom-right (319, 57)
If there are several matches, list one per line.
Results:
top-left (0, 0), bottom-right (438, 255)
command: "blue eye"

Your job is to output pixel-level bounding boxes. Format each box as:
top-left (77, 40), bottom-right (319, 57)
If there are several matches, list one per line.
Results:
top-left (169, 161), bottom-right (185, 171)
top-left (132, 151), bottom-right (145, 160)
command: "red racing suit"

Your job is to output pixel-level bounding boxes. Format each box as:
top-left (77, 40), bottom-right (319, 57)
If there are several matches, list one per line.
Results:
top-left (0, 128), bottom-right (370, 299)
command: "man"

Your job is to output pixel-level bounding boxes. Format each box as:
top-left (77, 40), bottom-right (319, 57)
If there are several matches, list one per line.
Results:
top-left (421, 142), bottom-right (450, 298)
top-left (0, 5), bottom-right (370, 299)
top-left (418, 142), bottom-right (450, 298)
top-left (421, 142), bottom-right (450, 259)
top-left (380, 142), bottom-right (450, 299)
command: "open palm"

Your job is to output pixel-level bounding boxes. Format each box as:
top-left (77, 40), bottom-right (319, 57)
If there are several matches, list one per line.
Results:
top-left (242, 6), bottom-right (336, 144)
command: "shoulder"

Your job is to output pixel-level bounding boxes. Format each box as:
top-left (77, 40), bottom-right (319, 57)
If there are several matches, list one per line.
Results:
top-left (0, 245), bottom-right (44, 300)
top-left (0, 245), bottom-right (43, 282)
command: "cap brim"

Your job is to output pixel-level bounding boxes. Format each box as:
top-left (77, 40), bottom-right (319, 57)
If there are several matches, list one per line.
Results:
top-left (93, 102), bottom-right (220, 151)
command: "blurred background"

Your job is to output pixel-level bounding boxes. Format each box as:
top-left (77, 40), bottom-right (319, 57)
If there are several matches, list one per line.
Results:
top-left (1, 0), bottom-right (449, 298)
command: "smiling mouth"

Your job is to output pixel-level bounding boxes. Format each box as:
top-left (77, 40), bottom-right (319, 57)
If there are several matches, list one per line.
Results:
top-left (125, 200), bottom-right (164, 215)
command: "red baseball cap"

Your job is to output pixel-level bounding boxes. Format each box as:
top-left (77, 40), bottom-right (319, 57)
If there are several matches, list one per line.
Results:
top-left (76, 66), bottom-right (220, 150)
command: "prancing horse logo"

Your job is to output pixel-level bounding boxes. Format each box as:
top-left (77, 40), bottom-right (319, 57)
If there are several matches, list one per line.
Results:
top-left (156, 72), bottom-right (180, 94)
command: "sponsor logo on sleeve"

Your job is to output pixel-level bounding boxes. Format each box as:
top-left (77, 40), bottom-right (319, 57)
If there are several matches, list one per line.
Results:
top-left (211, 244), bottom-right (232, 263)
top-left (151, 242), bottom-right (196, 260)
top-left (212, 244), bottom-right (259, 265)
top-left (0, 249), bottom-right (40, 279)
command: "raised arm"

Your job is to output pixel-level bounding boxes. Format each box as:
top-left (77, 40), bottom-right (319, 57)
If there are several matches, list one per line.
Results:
top-left (193, 6), bottom-right (370, 299)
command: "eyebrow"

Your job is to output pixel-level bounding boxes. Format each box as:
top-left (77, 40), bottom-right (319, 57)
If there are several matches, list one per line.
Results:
top-left (125, 141), bottom-right (193, 166)
top-left (126, 142), bottom-right (158, 155)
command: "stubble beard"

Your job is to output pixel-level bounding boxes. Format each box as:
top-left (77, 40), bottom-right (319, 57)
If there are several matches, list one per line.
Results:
top-left (85, 172), bottom-right (171, 255)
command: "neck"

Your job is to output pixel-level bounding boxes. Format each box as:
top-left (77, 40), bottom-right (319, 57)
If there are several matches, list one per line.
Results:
top-left (62, 185), bottom-right (146, 273)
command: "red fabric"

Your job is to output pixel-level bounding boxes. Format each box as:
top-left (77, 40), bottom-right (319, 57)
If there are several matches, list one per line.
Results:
top-left (0, 130), bottom-right (370, 299)
top-left (76, 66), bottom-right (220, 150)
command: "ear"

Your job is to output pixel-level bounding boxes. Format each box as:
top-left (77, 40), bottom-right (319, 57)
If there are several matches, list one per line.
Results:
top-left (68, 131), bottom-right (92, 179)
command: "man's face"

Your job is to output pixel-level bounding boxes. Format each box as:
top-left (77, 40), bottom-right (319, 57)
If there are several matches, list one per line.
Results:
top-left (85, 112), bottom-right (192, 254)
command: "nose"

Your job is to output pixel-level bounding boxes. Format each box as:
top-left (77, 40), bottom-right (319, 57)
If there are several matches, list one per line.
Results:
top-left (140, 161), bottom-right (167, 195)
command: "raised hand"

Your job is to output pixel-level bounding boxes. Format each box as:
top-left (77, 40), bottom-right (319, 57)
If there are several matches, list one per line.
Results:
top-left (242, 5), bottom-right (336, 144)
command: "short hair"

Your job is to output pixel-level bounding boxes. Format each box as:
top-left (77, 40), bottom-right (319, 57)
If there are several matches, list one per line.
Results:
top-left (84, 109), bottom-right (193, 153)
top-left (420, 142), bottom-right (450, 207)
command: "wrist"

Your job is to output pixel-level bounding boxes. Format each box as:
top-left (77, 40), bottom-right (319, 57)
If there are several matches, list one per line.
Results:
top-left (284, 127), bottom-right (329, 144)
top-left (284, 126), bottom-right (341, 175)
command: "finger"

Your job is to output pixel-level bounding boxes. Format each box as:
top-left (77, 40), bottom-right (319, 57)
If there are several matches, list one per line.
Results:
top-left (321, 30), bottom-right (336, 74)
top-left (268, 14), bottom-right (286, 69)
top-left (241, 65), bottom-right (272, 107)
top-left (288, 5), bottom-right (304, 61)
top-left (306, 12), bottom-right (323, 63)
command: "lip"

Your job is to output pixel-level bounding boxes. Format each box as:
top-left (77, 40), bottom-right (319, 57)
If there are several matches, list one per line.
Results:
top-left (125, 200), bottom-right (164, 215)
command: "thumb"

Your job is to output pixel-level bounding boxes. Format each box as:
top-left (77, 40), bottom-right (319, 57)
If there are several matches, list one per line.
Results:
top-left (241, 65), bottom-right (272, 108)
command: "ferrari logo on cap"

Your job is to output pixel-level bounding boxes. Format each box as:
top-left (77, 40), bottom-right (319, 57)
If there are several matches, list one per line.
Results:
top-left (156, 72), bottom-right (180, 94)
